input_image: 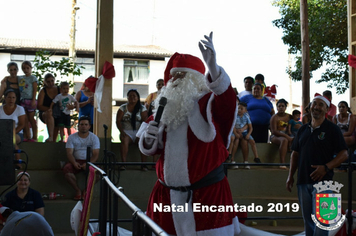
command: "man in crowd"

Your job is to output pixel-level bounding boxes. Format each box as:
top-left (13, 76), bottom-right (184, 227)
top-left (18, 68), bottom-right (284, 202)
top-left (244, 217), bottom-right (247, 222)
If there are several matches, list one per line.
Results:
top-left (322, 90), bottom-right (337, 121)
top-left (238, 76), bottom-right (254, 99)
top-left (63, 116), bottom-right (100, 200)
top-left (286, 94), bottom-right (348, 236)
top-left (137, 32), bottom-right (240, 235)
top-left (0, 206), bottom-right (54, 235)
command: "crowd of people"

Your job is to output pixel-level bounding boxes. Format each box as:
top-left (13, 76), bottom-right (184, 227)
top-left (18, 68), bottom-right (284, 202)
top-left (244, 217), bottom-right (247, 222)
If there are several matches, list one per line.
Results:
top-left (0, 116), bottom-right (99, 234)
top-left (0, 59), bottom-right (353, 171)
top-left (0, 62), bottom-right (95, 143)
top-left (229, 74), bottom-right (354, 172)
top-left (0, 32), bottom-right (354, 236)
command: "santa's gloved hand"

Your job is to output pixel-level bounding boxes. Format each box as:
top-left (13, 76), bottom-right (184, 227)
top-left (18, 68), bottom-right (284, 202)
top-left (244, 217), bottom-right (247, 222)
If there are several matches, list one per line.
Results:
top-left (199, 32), bottom-right (220, 80)
top-left (144, 121), bottom-right (159, 147)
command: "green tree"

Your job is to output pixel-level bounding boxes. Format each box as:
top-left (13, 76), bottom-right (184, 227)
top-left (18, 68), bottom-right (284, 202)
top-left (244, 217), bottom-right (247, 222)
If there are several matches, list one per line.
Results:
top-left (32, 50), bottom-right (85, 92)
top-left (272, 0), bottom-right (348, 94)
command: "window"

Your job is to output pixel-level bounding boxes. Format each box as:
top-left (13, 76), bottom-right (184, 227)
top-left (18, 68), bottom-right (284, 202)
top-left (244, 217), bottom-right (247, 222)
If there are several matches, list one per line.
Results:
top-left (123, 60), bottom-right (149, 98)
top-left (10, 54), bottom-right (35, 63)
top-left (74, 57), bottom-right (95, 83)
top-left (10, 54), bottom-right (94, 83)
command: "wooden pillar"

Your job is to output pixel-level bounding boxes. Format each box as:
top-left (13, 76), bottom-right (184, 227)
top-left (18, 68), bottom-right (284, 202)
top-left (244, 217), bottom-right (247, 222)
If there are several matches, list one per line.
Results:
top-left (300, 0), bottom-right (310, 111)
top-left (94, 0), bottom-right (113, 138)
top-left (69, 0), bottom-right (79, 86)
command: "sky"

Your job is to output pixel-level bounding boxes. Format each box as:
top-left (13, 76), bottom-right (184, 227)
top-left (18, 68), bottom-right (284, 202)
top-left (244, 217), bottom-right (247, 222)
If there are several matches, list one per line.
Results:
top-left (0, 0), bottom-right (349, 111)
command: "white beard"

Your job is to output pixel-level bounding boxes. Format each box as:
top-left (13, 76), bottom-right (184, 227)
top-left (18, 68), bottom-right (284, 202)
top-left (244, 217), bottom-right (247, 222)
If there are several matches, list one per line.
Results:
top-left (154, 71), bottom-right (209, 131)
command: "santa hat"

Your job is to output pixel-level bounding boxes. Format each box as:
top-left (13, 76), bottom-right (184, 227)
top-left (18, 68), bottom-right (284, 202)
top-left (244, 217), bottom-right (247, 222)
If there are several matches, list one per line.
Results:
top-left (84, 76), bottom-right (98, 93)
top-left (164, 52), bottom-right (205, 85)
top-left (313, 93), bottom-right (330, 107)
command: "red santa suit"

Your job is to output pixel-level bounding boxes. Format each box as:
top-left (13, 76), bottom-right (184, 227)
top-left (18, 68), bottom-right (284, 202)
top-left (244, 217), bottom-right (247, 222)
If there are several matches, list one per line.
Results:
top-left (137, 53), bottom-right (240, 235)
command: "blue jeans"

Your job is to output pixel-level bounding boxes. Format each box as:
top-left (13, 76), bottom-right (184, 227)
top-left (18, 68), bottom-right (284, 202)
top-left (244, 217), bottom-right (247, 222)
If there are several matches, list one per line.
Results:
top-left (297, 184), bottom-right (329, 236)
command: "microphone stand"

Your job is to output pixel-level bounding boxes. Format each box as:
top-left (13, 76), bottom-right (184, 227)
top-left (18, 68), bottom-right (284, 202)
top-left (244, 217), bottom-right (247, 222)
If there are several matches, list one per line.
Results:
top-left (103, 125), bottom-right (109, 174)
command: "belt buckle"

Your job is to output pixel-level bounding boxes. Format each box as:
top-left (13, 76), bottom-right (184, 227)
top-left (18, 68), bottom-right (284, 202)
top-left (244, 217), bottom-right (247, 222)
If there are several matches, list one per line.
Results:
top-left (178, 186), bottom-right (188, 192)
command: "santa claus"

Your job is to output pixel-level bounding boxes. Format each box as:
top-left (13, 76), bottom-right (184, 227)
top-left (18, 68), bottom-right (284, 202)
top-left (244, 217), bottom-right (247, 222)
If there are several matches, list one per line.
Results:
top-left (137, 32), bottom-right (240, 235)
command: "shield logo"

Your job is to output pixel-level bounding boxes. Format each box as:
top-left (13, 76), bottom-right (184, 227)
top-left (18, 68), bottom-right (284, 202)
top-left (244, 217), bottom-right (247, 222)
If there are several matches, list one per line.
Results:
top-left (318, 132), bottom-right (326, 140)
top-left (312, 181), bottom-right (345, 231)
top-left (315, 193), bottom-right (342, 225)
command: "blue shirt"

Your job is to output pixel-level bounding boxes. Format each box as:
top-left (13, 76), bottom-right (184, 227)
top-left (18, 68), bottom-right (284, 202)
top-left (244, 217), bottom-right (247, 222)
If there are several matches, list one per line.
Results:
top-left (289, 119), bottom-right (302, 136)
top-left (235, 113), bottom-right (251, 134)
top-left (240, 95), bottom-right (273, 125)
top-left (78, 90), bottom-right (94, 124)
top-left (3, 187), bottom-right (44, 212)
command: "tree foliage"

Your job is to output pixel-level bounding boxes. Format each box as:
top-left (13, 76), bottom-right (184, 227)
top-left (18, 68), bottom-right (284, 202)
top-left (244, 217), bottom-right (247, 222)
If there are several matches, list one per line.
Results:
top-left (32, 50), bottom-right (85, 92)
top-left (272, 0), bottom-right (348, 94)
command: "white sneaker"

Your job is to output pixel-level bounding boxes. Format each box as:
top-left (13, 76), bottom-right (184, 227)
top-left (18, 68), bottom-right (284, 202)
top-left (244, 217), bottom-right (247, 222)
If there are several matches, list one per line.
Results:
top-left (244, 161), bottom-right (250, 169)
top-left (231, 161), bottom-right (238, 169)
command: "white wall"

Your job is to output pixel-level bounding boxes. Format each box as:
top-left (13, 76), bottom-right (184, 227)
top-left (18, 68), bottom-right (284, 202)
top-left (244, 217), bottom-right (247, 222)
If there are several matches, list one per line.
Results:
top-left (0, 52), bottom-right (169, 142)
top-left (112, 58), bottom-right (124, 99)
top-left (0, 53), bottom-right (11, 75)
top-left (0, 53), bottom-right (168, 100)
top-left (147, 59), bottom-right (166, 94)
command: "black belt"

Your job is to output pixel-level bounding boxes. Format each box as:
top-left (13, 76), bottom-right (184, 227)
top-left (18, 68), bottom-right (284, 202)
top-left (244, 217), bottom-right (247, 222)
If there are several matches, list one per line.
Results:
top-left (158, 164), bottom-right (225, 202)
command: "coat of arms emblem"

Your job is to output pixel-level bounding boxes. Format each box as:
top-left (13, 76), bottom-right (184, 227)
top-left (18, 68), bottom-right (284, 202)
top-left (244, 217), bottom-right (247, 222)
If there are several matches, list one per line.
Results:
top-left (311, 180), bottom-right (345, 231)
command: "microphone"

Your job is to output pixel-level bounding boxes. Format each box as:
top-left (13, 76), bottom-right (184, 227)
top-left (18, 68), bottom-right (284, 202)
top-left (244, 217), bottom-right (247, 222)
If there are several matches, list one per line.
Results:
top-left (154, 97), bottom-right (167, 126)
top-left (103, 124), bottom-right (108, 130)
top-left (14, 150), bottom-right (24, 153)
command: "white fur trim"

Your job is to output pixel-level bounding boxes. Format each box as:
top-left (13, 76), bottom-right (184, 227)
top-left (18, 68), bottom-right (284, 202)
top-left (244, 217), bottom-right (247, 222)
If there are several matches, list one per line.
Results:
top-left (138, 134), bottom-right (157, 157)
top-left (196, 216), bottom-right (241, 236)
top-left (170, 190), bottom-right (196, 236)
top-left (164, 121), bottom-right (190, 186)
top-left (157, 125), bottom-right (165, 149)
top-left (188, 94), bottom-right (216, 143)
top-left (227, 104), bottom-right (238, 149)
top-left (137, 122), bottom-right (160, 156)
top-left (136, 122), bottom-right (147, 138)
top-left (171, 67), bottom-right (204, 77)
top-left (313, 96), bottom-right (330, 107)
top-left (206, 67), bottom-right (230, 95)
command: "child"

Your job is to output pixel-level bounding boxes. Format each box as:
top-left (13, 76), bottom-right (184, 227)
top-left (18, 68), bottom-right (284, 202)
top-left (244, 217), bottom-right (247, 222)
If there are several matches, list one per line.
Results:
top-left (232, 102), bottom-right (261, 169)
top-left (228, 118), bottom-right (245, 169)
top-left (19, 61), bottom-right (38, 142)
top-left (50, 82), bottom-right (79, 142)
top-left (288, 109), bottom-right (302, 137)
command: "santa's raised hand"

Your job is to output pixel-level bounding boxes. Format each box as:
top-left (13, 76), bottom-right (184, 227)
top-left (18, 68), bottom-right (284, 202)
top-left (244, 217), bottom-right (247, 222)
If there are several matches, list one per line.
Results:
top-left (199, 32), bottom-right (220, 80)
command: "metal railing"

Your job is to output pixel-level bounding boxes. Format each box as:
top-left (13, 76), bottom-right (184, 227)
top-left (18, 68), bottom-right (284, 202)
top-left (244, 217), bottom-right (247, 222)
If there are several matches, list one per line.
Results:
top-left (89, 156), bottom-right (356, 235)
top-left (87, 162), bottom-right (168, 236)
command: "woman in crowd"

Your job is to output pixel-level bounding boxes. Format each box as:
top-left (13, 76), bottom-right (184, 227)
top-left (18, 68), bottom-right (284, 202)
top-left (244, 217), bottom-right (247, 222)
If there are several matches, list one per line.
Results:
top-left (0, 89), bottom-right (25, 145)
top-left (76, 77), bottom-right (96, 132)
top-left (0, 62), bottom-right (21, 105)
top-left (37, 73), bottom-right (60, 142)
top-left (2, 172), bottom-right (44, 216)
top-left (332, 101), bottom-right (356, 146)
top-left (240, 83), bottom-right (275, 143)
top-left (116, 89), bottom-right (148, 170)
top-left (270, 99), bottom-right (292, 169)
top-left (0, 89), bottom-right (26, 168)
top-left (144, 78), bottom-right (164, 117)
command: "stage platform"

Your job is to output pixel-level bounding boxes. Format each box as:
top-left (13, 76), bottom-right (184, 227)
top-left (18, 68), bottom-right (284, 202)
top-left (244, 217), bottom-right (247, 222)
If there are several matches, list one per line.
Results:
top-left (0, 141), bottom-right (354, 235)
